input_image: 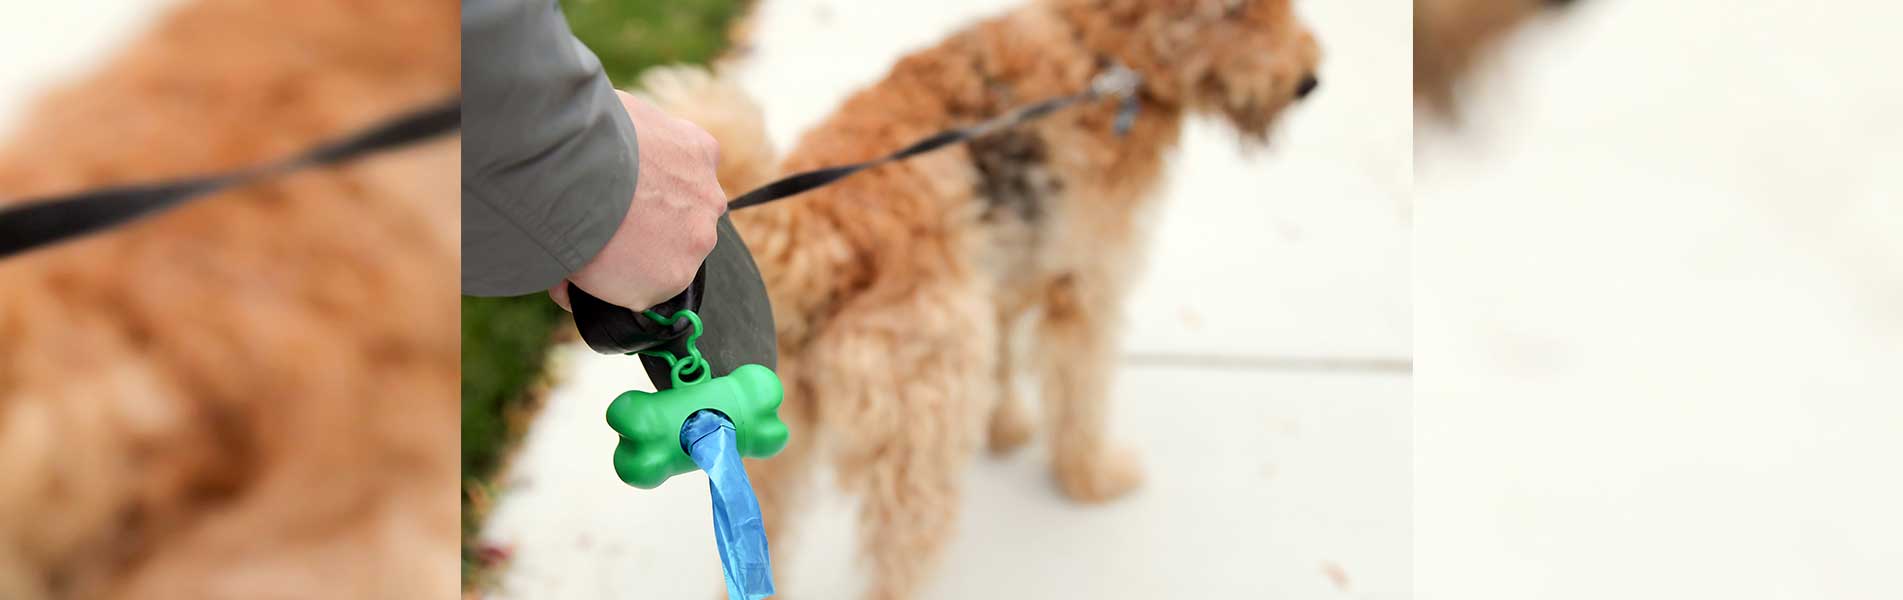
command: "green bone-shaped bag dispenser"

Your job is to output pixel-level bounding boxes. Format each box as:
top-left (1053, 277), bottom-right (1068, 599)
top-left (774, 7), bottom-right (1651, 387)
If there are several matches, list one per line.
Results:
top-left (605, 310), bottom-right (789, 489)
top-left (606, 362), bottom-right (786, 488)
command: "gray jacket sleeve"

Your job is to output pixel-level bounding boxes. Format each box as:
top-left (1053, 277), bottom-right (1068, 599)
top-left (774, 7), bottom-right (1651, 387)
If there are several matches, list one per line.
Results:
top-left (462, 0), bottom-right (638, 297)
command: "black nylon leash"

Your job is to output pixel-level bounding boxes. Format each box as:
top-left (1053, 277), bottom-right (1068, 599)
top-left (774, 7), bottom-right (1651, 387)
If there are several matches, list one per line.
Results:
top-left (0, 97), bottom-right (462, 260)
top-left (725, 64), bottom-right (1141, 211)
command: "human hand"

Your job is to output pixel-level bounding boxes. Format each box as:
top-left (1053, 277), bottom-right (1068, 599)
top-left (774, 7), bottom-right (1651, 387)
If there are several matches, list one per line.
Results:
top-left (551, 90), bottom-right (726, 312)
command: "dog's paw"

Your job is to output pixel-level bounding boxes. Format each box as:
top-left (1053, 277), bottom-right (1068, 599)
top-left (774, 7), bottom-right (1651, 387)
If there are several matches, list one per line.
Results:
top-left (986, 398), bottom-right (1034, 455)
top-left (1054, 444), bottom-right (1144, 503)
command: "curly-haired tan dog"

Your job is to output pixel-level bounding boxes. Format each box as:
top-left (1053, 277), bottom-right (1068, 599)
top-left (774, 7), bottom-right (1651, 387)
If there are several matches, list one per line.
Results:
top-left (643, 0), bottom-right (1319, 596)
top-left (1415, 0), bottom-right (1578, 111)
top-left (0, 1), bottom-right (458, 598)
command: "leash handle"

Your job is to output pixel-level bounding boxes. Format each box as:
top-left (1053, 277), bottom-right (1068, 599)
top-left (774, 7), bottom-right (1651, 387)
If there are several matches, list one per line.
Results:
top-left (568, 263), bottom-right (707, 356)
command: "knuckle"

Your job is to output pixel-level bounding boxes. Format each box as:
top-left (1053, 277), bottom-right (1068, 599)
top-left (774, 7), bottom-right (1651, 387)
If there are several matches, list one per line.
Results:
top-left (689, 222), bottom-right (719, 255)
top-left (678, 125), bottom-right (719, 162)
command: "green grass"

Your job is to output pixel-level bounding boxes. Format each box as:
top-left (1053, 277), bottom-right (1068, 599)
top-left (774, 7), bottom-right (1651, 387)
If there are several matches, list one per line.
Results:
top-left (560, 0), bottom-right (746, 86)
top-left (461, 0), bottom-right (746, 587)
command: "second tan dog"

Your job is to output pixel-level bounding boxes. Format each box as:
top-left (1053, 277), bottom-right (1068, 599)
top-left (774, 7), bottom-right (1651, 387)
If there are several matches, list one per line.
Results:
top-left (642, 0), bottom-right (1320, 596)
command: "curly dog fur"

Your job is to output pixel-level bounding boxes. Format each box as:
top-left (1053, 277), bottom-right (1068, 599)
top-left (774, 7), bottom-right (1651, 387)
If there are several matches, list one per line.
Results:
top-left (0, 1), bottom-right (458, 598)
top-left (641, 0), bottom-right (1319, 596)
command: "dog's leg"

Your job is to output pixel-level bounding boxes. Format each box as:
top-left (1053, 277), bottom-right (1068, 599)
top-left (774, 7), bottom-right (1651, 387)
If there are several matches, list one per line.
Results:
top-left (813, 288), bottom-right (993, 600)
top-left (987, 306), bottom-right (1034, 455)
top-left (1036, 274), bottom-right (1144, 503)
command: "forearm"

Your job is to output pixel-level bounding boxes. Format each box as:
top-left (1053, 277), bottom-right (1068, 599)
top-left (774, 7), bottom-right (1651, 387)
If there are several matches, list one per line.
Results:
top-left (461, 0), bottom-right (638, 297)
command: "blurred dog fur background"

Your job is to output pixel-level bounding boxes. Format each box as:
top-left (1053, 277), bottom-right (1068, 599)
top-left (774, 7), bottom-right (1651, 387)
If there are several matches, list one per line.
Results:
top-left (0, 1), bottom-right (459, 598)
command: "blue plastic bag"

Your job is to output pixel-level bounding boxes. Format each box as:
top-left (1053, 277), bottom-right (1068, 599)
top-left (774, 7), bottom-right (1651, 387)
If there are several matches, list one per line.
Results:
top-left (680, 410), bottom-right (775, 600)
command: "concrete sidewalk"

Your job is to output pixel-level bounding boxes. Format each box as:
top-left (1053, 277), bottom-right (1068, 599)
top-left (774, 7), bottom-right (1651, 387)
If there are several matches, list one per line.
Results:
top-left (483, 0), bottom-right (1412, 598)
top-left (486, 346), bottom-right (1407, 599)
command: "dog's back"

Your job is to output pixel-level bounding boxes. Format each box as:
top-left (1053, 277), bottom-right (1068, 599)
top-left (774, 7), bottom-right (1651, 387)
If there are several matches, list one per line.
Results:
top-left (0, 1), bottom-right (459, 598)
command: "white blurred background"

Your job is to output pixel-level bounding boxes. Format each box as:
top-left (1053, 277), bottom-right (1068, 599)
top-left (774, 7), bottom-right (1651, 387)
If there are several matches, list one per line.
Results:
top-left (1415, 1), bottom-right (1903, 598)
top-left (0, 1), bottom-right (180, 138)
top-left (483, 0), bottom-right (1413, 598)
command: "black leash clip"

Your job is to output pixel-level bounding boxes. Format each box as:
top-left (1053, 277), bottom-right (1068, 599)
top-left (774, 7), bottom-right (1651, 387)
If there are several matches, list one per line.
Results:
top-left (569, 263), bottom-right (707, 358)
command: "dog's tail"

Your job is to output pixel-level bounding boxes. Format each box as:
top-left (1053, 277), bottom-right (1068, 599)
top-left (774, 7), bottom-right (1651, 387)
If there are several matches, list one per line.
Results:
top-left (634, 66), bottom-right (778, 196)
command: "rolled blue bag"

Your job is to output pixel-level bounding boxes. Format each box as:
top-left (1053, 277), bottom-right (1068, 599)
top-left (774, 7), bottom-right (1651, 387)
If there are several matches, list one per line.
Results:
top-left (680, 410), bottom-right (775, 600)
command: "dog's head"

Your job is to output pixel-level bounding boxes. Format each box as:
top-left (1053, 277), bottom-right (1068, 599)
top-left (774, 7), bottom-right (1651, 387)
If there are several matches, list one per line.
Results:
top-left (1053, 0), bottom-right (1322, 143)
